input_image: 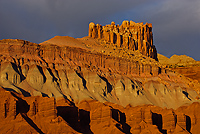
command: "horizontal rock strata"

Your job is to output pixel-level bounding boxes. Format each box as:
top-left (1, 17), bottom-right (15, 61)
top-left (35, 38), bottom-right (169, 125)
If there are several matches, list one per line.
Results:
top-left (0, 39), bottom-right (160, 76)
top-left (0, 39), bottom-right (199, 109)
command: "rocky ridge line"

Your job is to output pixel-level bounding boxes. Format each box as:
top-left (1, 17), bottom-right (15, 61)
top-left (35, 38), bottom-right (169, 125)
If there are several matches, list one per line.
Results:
top-left (0, 38), bottom-right (161, 77)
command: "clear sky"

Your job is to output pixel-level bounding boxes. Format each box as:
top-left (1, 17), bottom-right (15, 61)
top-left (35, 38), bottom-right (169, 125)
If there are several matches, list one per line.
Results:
top-left (0, 0), bottom-right (200, 60)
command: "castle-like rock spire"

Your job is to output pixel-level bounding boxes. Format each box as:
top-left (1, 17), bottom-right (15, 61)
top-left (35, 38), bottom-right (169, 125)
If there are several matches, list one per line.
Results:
top-left (88, 20), bottom-right (158, 60)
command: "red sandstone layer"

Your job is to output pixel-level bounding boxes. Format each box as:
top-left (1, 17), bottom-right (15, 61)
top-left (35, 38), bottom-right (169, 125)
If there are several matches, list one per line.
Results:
top-left (0, 87), bottom-right (199, 134)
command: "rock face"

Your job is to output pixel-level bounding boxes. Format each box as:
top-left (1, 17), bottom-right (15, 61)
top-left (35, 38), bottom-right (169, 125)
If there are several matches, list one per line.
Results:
top-left (172, 66), bottom-right (200, 82)
top-left (0, 21), bottom-right (200, 133)
top-left (0, 87), bottom-right (199, 134)
top-left (0, 38), bottom-right (199, 109)
top-left (88, 21), bottom-right (157, 60)
top-left (0, 39), bottom-right (160, 77)
top-left (0, 40), bottom-right (199, 108)
top-left (158, 54), bottom-right (200, 82)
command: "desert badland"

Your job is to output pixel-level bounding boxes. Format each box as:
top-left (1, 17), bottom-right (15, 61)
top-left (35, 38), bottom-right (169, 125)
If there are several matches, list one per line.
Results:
top-left (0, 21), bottom-right (200, 134)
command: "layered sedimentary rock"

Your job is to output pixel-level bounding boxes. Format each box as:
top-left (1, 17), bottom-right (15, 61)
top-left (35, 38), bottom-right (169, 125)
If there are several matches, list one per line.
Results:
top-left (0, 39), bottom-right (200, 109)
top-left (0, 90), bottom-right (17, 120)
top-left (88, 21), bottom-right (157, 60)
top-left (0, 87), bottom-right (199, 134)
top-left (0, 21), bottom-right (200, 133)
top-left (0, 39), bottom-right (160, 77)
top-left (173, 66), bottom-right (200, 83)
top-left (158, 53), bottom-right (200, 82)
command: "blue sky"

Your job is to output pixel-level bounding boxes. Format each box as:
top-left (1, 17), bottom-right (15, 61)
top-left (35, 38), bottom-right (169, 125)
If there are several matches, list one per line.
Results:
top-left (0, 0), bottom-right (200, 60)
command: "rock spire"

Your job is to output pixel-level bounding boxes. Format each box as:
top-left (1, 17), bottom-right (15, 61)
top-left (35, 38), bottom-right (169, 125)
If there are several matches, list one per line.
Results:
top-left (88, 20), bottom-right (158, 60)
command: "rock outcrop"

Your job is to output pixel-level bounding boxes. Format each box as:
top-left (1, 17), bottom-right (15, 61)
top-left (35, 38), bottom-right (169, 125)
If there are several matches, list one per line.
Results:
top-left (0, 39), bottom-right (160, 77)
top-left (88, 21), bottom-right (158, 60)
top-left (0, 87), bottom-right (199, 134)
top-left (0, 39), bottom-right (199, 109)
top-left (158, 53), bottom-right (200, 82)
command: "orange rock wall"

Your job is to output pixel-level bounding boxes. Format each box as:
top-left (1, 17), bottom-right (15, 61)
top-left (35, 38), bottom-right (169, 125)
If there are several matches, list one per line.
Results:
top-left (0, 90), bottom-right (17, 120)
top-left (0, 39), bottom-right (162, 77)
top-left (88, 21), bottom-right (158, 60)
top-left (25, 97), bottom-right (57, 119)
top-left (172, 66), bottom-right (200, 82)
top-left (0, 89), bottom-right (57, 121)
top-left (0, 87), bottom-right (199, 134)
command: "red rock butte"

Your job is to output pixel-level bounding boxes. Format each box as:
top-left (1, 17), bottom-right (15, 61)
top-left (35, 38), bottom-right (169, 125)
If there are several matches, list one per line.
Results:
top-left (88, 21), bottom-right (158, 60)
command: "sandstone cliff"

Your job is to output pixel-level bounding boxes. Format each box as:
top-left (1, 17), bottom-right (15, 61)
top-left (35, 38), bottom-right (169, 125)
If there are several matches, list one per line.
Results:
top-left (0, 87), bottom-right (199, 134)
top-left (0, 39), bottom-right (199, 109)
top-left (88, 21), bottom-right (157, 60)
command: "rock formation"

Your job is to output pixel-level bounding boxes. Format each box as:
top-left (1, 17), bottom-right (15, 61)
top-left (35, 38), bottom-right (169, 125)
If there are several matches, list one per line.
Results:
top-left (0, 39), bottom-right (160, 77)
top-left (0, 39), bottom-right (199, 109)
top-left (88, 21), bottom-right (158, 60)
top-left (158, 54), bottom-right (200, 83)
top-left (0, 87), bottom-right (199, 133)
top-left (0, 20), bottom-right (200, 133)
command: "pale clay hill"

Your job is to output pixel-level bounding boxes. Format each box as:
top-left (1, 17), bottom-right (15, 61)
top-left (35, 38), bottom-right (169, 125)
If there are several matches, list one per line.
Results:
top-left (158, 54), bottom-right (200, 83)
top-left (158, 54), bottom-right (198, 67)
top-left (0, 20), bottom-right (200, 134)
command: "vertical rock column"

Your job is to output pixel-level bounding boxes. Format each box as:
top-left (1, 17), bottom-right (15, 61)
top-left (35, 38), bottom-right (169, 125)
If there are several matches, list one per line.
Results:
top-left (163, 111), bottom-right (176, 133)
top-left (37, 97), bottom-right (57, 119)
top-left (97, 24), bottom-right (102, 39)
top-left (110, 21), bottom-right (115, 44)
top-left (88, 22), bottom-right (97, 38)
top-left (4, 99), bottom-right (17, 119)
top-left (110, 31), bottom-right (115, 44)
top-left (27, 98), bottom-right (38, 117)
top-left (176, 113), bottom-right (187, 130)
top-left (90, 103), bottom-right (112, 133)
top-left (116, 33), bottom-right (122, 47)
top-left (126, 108), bottom-right (143, 134)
